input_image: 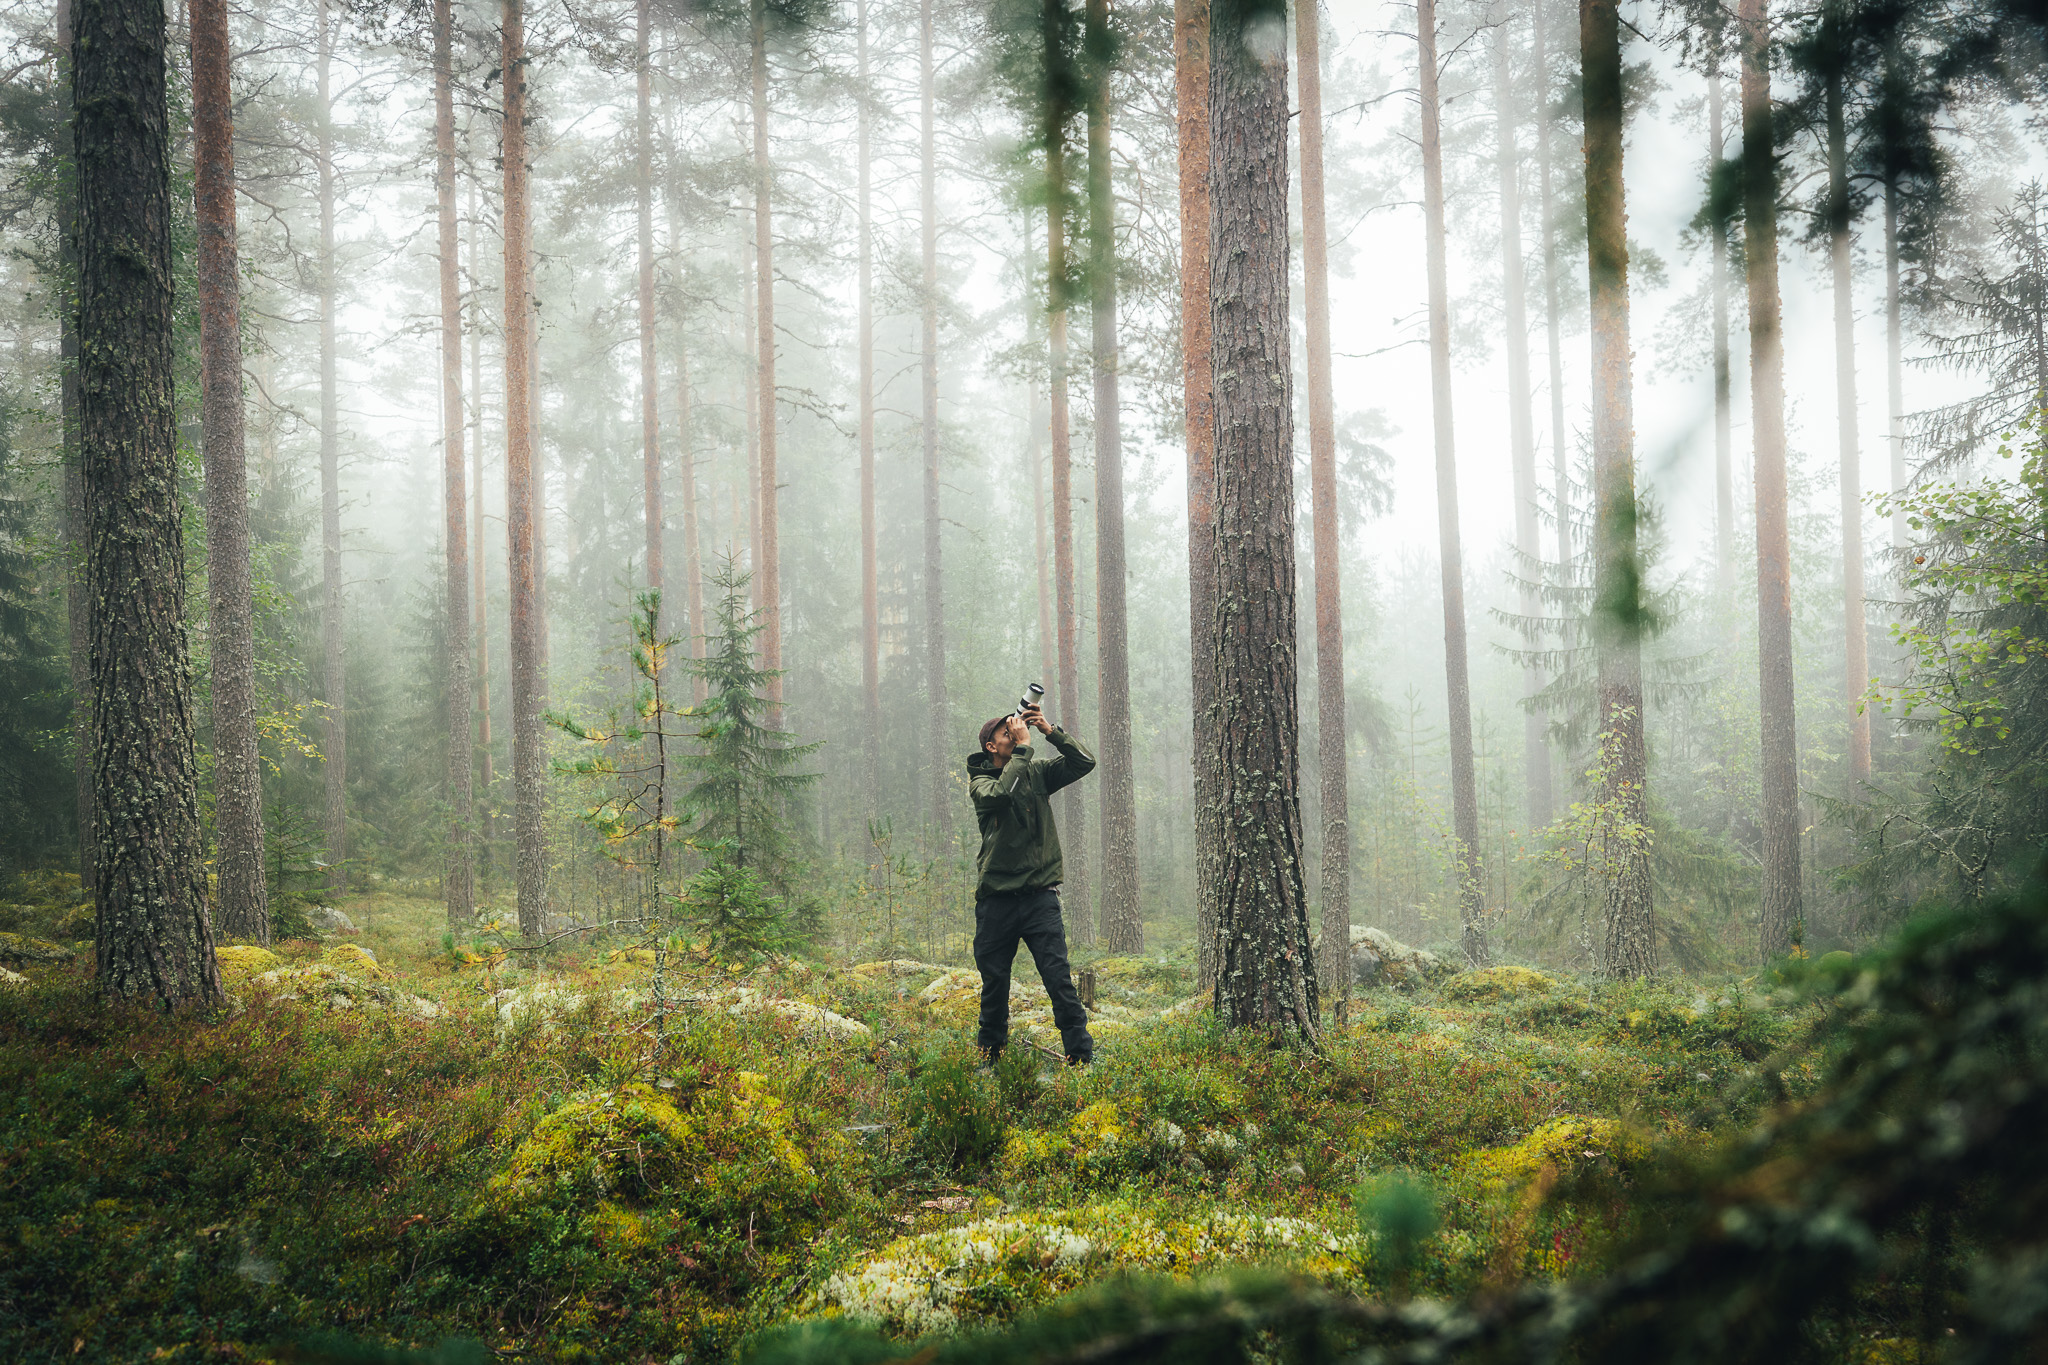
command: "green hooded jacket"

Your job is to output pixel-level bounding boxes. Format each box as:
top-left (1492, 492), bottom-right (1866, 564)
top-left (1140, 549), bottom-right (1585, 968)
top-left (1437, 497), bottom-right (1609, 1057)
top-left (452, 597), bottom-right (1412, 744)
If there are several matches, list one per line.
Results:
top-left (965, 727), bottom-right (1097, 900)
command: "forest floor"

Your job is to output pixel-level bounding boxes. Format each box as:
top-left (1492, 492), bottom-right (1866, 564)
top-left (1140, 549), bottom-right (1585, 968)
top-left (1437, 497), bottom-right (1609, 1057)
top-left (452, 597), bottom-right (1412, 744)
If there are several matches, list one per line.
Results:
top-left (0, 878), bottom-right (1837, 1364)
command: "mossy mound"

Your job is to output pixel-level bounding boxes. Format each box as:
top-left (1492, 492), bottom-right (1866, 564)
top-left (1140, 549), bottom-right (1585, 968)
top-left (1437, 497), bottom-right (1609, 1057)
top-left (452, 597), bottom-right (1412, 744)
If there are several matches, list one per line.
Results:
top-left (1463, 1115), bottom-right (1647, 1190)
top-left (250, 963), bottom-right (441, 1018)
top-left (322, 942), bottom-right (388, 979)
top-left (0, 932), bottom-right (76, 966)
top-left (1443, 965), bottom-right (1560, 1004)
top-left (215, 944), bottom-right (284, 982)
top-left (811, 1205), bottom-right (1359, 1336)
top-left (488, 1073), bottom-right (851, 1239)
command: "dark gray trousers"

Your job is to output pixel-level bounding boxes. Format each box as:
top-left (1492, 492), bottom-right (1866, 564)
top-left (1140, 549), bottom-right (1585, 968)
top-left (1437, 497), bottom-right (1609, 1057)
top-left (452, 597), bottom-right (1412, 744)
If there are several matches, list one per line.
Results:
top-left (972, 887), bottom-right (1093, 1062)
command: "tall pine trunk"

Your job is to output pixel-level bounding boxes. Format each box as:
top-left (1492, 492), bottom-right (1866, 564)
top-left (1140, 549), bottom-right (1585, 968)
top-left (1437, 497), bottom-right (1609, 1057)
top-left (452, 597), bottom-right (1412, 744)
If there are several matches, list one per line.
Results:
top-left (921, 0), bottom-right (948, 838)
top-left (1208, 0), bottom-right (1318, 1041)
top-left (858, 0), bottom-right (881, 809)
top-left (503, 0), bottom-right (548, 935)
top-left (742, 224), bottom-right (761, 597)
top-left (1885, 177), bottom-right (1906, 550)
top-left (751, 0), bottom-right (782, 723)
top-left (1297, 0), bottom-right (1347, 1001)
top-left (1419, 0), bottom-right (1487, 967)
top-left (468, 176), bottom-right (494, 887)
top-left (75, 0), bottom-right (220, 1004)
top-left (1740, 0), bottom-right (1803, 957)
top-left (637, 0), bottom-right (662, 616)
top-left (192, 0), bottom-right (268, 940)
top-left (434, 0), bottom-right (474, 924)
top-left (1710, 56), bottom-right (1736, 594)
top-left (1534, 1), bottom-right (1571, 575)
top-left (1824, 19), bottom-right (1871, 786)
top-left (664, 123), bottom-right (705, 698)
top-left (318, 0), bottom-right (346, 897)
top-left (58, 0), bottom-right (94, 899)
top-left (1043, 0), bottom-right (1090, 944)
top-left (1582, 0), bottom-right (1653, 977)
top-left (1493, 16), bottom-right (1549, 831)
top-left (1175, 0), bottom-right (1219, 989)
top-left (1086, 0), bottom-right (1139, 951)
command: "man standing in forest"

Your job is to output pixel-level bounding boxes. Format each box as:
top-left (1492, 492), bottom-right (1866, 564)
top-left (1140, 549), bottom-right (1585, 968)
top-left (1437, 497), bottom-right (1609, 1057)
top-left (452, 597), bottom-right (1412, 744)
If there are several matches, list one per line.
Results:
top-left (967, 701), bottom-right (1097, 1066)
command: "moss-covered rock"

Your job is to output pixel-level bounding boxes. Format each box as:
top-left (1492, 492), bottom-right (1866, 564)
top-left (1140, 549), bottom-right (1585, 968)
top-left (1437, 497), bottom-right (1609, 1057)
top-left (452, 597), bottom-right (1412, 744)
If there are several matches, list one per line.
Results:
top-left (215, 945), bottom-right (284, 982)
top-left (251, 963), bottom-right (441, 1018)
top-left (1444, 965), bottom-right (1560, 1004)
top-left (1462, 1114), bottom-right (1647, 1190)
top-left (810, 1205), bottom-right (1360, 1335)
top-left (323, 942), bottom-right (388, 979)
top-left (0, 932), bottom-right (76, 966)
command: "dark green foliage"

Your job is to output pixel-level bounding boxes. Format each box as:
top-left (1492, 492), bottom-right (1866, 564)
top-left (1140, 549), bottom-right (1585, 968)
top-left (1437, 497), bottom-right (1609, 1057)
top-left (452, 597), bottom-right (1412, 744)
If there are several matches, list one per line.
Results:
top-left (1355, 1171), bottom-right (1439, 1297)
top-left (284, 1334), bottom-right (492, 1365)
top-left (0, 414), bottom-right (74, 871)
top-left (676, 856), bottom-right (800, 960)
top-left (679, 560), bottom-right (819, 886)
top-left (901, 1039), bottom-right (1006, 1169)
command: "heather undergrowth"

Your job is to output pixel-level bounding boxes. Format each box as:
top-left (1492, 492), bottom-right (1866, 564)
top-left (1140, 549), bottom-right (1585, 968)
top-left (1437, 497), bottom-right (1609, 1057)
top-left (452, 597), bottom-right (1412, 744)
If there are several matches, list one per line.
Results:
top-left (0, 886), bottom-right (1833, 1363)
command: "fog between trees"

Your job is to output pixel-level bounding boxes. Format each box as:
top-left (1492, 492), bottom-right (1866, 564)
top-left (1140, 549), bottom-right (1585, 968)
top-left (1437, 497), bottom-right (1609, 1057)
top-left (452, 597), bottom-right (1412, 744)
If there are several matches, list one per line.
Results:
top-left (5, 0), bottom-right (2048, 1003)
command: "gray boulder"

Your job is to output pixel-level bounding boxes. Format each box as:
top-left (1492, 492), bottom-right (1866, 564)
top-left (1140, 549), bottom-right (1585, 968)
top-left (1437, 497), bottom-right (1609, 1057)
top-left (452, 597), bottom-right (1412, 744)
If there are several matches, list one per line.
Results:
top-left (1349, 926), bottom-right (1446, 988)
top-left (306, 905), bottom-right (358, 936)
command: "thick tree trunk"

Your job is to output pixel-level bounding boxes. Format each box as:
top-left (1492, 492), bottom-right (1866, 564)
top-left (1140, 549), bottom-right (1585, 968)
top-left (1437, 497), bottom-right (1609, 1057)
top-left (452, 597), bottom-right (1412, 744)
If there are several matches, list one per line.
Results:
top-left (1710, 59), bottom-right (1736, 594)
top-left (751, 0), bottom-right (782, 724)
top-left (75, 0), bottom-right (220, 1004)
top-left (1534, 1), bottom-right (1571, 576)
top-left (1297, 0), bottom-right (1346, 1001)
top-left (468, 177), bottom-right (494, 888)
top-left (434, 0), bottom-right (474, 925)
top-left (859, 0), bottom-right (881, 810)
top-left (921, 0), bottom-right (948, 839)
top-left (1885, 178), bottom-right (1906, 550)
top-left (1740, 0), bottom-right (1803, 957)
top-left (1207, 0), bottom-right (1318, 1043)
top-left (1493, 16), bottom-right (1550, 832)
top-left (1176, 0), bottom-right (1219, 989)
top-left (57, 0), bottom-right (95, 902)
top-left (1086, 0), bottom-right (1140, 952)
top-left (1825, 37), bottom-right (1870, 787)
top-left (1582, 0), bottom-right (1653, 978)
top-left (637, 0), bottom-right (661, 616)
top-left (1419, 0), bottom-right (1487, 967)
top-left (1044, 0), bottom-right (1090, 944)
top-left (194, 0), bottom-right (268, 942)
top-left (503, 0), bottom-right (548, 935)
top-left (318, 0), bottom-right (346, 897)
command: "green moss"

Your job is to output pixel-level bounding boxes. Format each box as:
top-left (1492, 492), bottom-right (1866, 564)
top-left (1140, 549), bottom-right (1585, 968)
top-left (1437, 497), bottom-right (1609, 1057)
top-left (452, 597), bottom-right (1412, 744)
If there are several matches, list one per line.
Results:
top-left (1443, 965), bottom-right (1560, 1003)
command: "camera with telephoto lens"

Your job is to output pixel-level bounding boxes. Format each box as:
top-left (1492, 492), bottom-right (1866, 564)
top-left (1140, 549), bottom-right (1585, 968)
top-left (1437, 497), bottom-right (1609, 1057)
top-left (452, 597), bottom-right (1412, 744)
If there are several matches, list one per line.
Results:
top-left (1012, 683), bottom-right (1045, 720)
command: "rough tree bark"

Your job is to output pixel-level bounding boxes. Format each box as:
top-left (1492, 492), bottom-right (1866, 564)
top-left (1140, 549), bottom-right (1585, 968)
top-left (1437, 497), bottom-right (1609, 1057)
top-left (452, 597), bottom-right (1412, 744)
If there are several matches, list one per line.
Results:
top-left (1740, 0), bottom-right (1803, 957)
top-left (637, 0), bottom-right (662, 618)
top-left (1043, 0), bottom-right (1090, 943)
top-left (1582, 0), bottom-right (1653, 978)
top-left (434, 0), bottom-right (474, 924)
top-left (75, 0), bottom-right (221, 1004)
top-left (1207, 0), bottom-right (1319, 1042)
top-left (1710, 55), bottom-right (1736, 594)
top-left (1175, 0), bottom-right (1219, 988)
top-left (503, 0), bottom-right (548, 935)
top-left (1823, 11), bottom-right (1871, 786)
top-left (1493, 11), bottom-right (1550, 831)
top-left (859, 0), bottom-right (881, 809)
top-left (57, 0), bottom-right (95, 902)
top-left (194, 0), bottom-right (268, 942)
top-left (921, 0), bottom-right (948, 838)
top-left (1086, 0), bottom-right (1140, 952)
top-left (1296, 0), bottom-right (1347, 1002)
top-left (318, 0), bottom-right (346, 897)
top-left (1419, 0), bottom-right (1488, 967)
top-left (751, 0), bottom-right (782, 724)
